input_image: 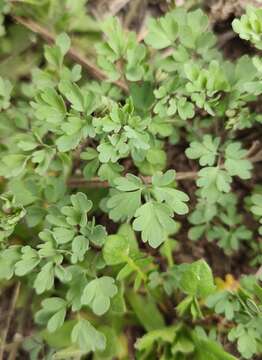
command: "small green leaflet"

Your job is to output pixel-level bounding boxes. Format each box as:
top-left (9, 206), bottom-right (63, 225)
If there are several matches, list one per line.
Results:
top-left (125, 44), bottom-right (147, 81)
top-left (32, 87), bottom-right (66, 124)
top-left (232, 6), bottom-right (262, 50)
top-left (166, 96), bottom-right (195, 120)
top-left (133, 202), bottom-right (178, 248)
top-left (71, 319), bottom-right (106, 353)
top-left (151, 170), bottom-right (189, 215)
top-left (0, 246), bottom-right (21, 280)
top-left (66, 266), bottom-right (88, 311)
top-left (197, 167), bottom-right (232, 203)
top-left (102, 233), bottom-right (146, 287)
top-left (99, 17), bottom-right (126, 57)
top-left (103, 234), bottom-right (129, 265)
top-left (208, 224), bottom-right (251, 252)
top-left (107, 189), bottom-right (142, 222)
top-left (114, 174), bottom-right (144, 192)
top-left (58, 80), bottom-right (85, 112)
top-left (145, 13), bottom-right (178, 49)
top-left (107, 174), bottom-right (143, 222)
top-left (31, 148), bottom-right (56, 176)
top-left (15, 246), bottom-right (40, 276)
top-left (178, 259), bottom-right (215, 298)
top-left (206, 291), bottom-right (240, 320)
top-left (224, 142), bottom-right (252, 180)
top-left (33, 262), bottom-right (55, 294)
top-left (55, 33), bottom-right (71, 55)
top-left (53, 227), bottom-right (75, 245)
top-left (1, 154), bottom-right (29, 178)
top-left (177, 97), bottom-right (195, 120)
top-left (35, 297), bottom-right (67, 333)
top-left (61, 192), bottom-right (92, 227)
top-left (81, 276), bottom-right (118, 315)
top-left (56, 116), bottom-right (95, 152)
top-left (107, 171), bottom-right (188, 247)
top-left (71, 235), bottom-right (89, 263)
top-left (228, 323), bottom-right (260, 359)
top-left (44, 32), bottom-right (71, 69)
top-left (186, 135), bottom-right (220, 166)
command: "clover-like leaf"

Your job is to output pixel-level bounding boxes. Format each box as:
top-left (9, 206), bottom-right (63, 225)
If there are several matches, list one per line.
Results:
top-left (0, 246), bottom-right (21, 280)
top-left (15, 246), bottom-right (40, 276)
top-left (178, 259), bottom-right (215, 298)
top-left (61, 192), bottom-right (92, 227)
top-left (197, 167), bottom-right (232, 203)
top-left (1, 154), bottom-right (29, 178)
top-left (103, 234), bottom-right (129, 265)
top-left (151, 171), bottom-right (189, 215)
top-left (228, 324), bottom-right (260, 359)
top-left (232, 6), bottom-right (262, 50)
top-left (35, 297), bottom-right (67, 333)
top-left (145, 13), bottom-right (178, 49)
top-left (224, 142), bottom-right (252, 180)
top-left (81, 276), bottom-right (118, 315)
top-left (186, 135), bottom-right (220, 166)
top-left (71, 235), bottom-right (89, 263)
top-left (33, 262), bottom-right (55, 294)
top-left (206, 291), bottom-right (240, 320)
top-left (53, 227), bottom-right (75, 245)
top-left (133, 202), bottom-right (178, 248)
top-left (71, 319), bottom-right (106, 353)
top-left (106, 174), bottom-right (143, 222)
top-left (59, 80), bottom-right (85, 112)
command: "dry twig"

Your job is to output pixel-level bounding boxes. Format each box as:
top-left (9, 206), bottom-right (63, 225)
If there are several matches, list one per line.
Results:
top-left (68, 146), bottom-right (262, 188)
top-left (0, 282), bottom-right (21, 360)
top-left (12, 15), bottom-right (128, 93)
top-left (68, 171), bottom-right (198, 188)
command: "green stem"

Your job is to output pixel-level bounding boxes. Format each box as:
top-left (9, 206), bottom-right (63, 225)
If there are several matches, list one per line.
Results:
top-left (124, 255), bottom-right (147, 282)
top-left (234, 292), bottom-right (254, 319)
top-left (164, 239), bottom-right (174, 268)
top-left (194, 297), bottom-right (203, 319)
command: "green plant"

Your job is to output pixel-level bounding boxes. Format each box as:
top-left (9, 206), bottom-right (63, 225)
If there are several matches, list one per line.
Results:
top-left (232, 6), bottom-right (262, 50)
top-left (0, 3), bottom-right (261, 360)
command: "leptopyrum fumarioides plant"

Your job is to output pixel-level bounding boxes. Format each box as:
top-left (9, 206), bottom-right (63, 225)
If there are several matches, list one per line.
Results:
top-left (0, 2), bottom-right (262, 359)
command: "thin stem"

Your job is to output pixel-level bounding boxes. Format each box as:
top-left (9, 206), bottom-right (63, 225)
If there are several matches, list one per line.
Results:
top-left (234, 292), bottom-right (254, 319)
top-left (124, 255), bottom-right (147, 282)
top-left (193, 296), bottom-right (203, 319)
top-left (163, 239), bottom-right (174, 268)
top-left (67, 147), bottom-right (262, 189)
top-left (68, 171), bottom-right (198, 188)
